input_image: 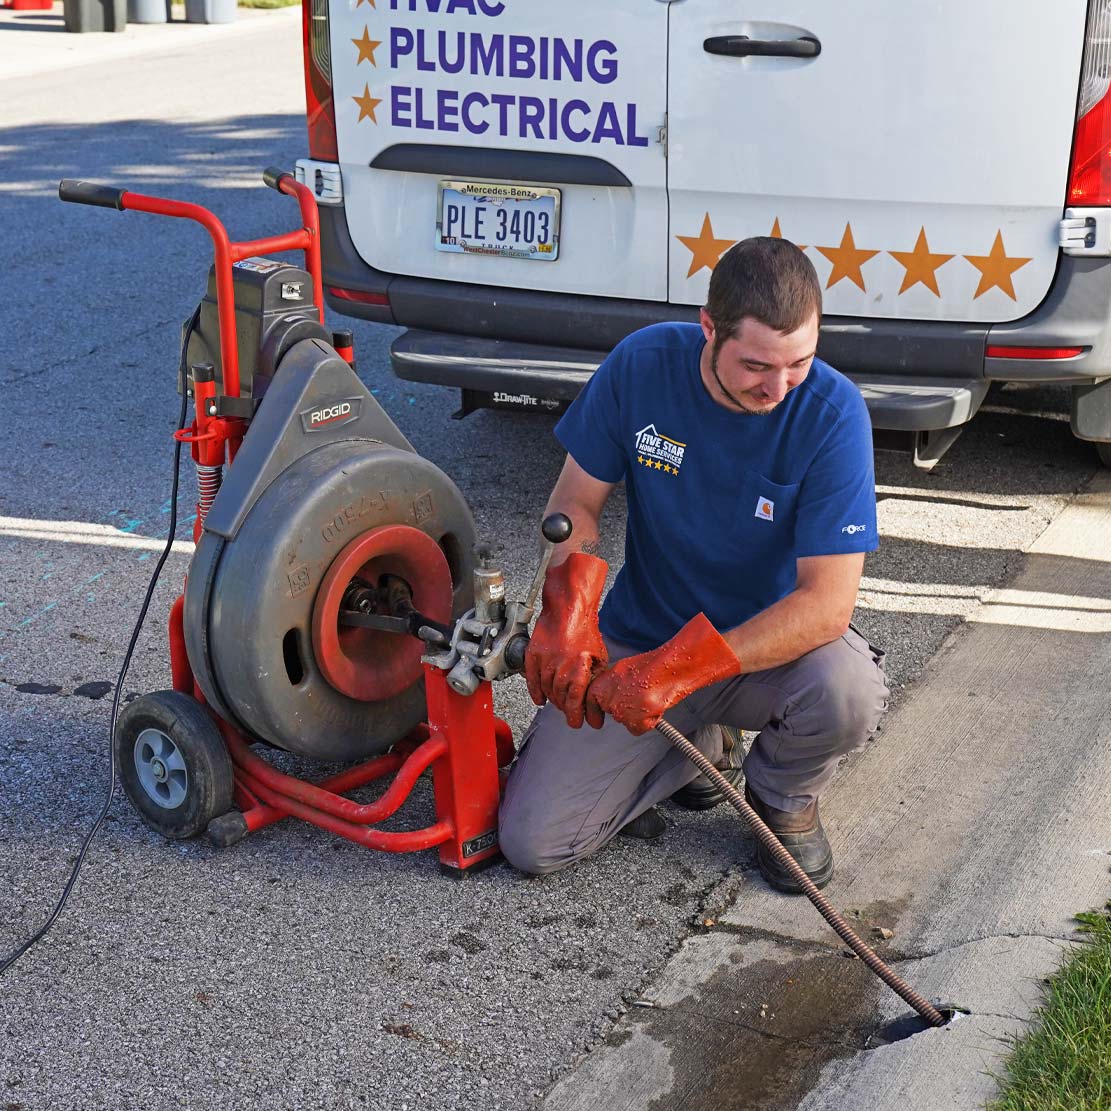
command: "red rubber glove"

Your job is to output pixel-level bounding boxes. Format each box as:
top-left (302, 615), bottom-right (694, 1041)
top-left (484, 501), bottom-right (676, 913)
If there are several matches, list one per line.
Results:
top-left (524, 553), bottom-right (609, 728)
top-left (585, 613), bottom-right (740, 735)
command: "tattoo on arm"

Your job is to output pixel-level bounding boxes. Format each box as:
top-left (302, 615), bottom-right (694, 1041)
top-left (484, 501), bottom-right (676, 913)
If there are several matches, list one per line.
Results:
top-left (579, 538), bottom-right (601, 556)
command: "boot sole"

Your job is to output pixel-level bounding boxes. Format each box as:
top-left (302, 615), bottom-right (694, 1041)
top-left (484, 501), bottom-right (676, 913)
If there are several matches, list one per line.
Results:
top-left (757, 850), bottom-right (834, 894)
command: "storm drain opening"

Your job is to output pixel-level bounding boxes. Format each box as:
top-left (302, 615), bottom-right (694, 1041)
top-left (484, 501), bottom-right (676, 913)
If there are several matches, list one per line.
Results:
top-left (866, 1005), bottom-right (965, 1047)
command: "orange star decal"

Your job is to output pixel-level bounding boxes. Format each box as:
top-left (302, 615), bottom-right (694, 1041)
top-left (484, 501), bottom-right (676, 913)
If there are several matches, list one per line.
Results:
top-left (889, 228), bottom-right (954, 297)
top-left (356, 0), bottom-right (375, 7)
top-left (352, 26), bottom-right (382, 65)
top-left (964, 231), bottom-right (1032, 301)
top-left (352, 85), bottom-right (382, 124)
top-left (676, 214), bottom-right (735, 278)
top-left (769, 217), bottom-right (806, 251)
top-left (815, 223), bottom-right (878, 291)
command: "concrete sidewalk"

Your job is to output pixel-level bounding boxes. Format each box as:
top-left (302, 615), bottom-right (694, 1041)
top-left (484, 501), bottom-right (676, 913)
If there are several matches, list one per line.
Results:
top-left (544, 472), bottom-right (1111, 1111)
top-left (0, 1), bottom-right (298, 82)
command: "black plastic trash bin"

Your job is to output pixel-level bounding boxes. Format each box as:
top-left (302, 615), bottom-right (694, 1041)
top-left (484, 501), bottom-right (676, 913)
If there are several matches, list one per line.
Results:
top-left (64, 0), bottom-right (126, 31)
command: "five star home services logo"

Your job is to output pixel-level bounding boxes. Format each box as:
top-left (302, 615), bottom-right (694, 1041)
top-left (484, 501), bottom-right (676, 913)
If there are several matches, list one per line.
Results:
top-left (635, 424), bottom-right (685, 476)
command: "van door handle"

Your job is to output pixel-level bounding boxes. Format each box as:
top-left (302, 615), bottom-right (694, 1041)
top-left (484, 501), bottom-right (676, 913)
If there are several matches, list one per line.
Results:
top-left (703, 35), bottom-right (821, 59)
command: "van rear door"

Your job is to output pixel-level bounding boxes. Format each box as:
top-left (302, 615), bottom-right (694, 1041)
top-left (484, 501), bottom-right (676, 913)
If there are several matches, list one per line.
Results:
top-left (667, 2), bottom-right (1088, 323)
top-left (331, 0), bottom-right (669, 301)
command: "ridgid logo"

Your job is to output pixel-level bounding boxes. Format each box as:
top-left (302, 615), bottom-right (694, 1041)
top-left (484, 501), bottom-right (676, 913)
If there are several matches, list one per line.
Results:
top-left (634, 424), bottom-right (685, 477)
top-left (300, 397), bottom-right (363, 433)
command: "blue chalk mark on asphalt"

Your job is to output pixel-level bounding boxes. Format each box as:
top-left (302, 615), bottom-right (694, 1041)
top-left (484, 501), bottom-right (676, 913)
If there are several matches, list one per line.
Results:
top-left (17, 601), bottom-right (57, 628)
top-left (105, 508), bottom-right (145, 533)
top-left (137, 553), bottom-right (151, 562)
top-left (86, 572), bottom-right (105, 585)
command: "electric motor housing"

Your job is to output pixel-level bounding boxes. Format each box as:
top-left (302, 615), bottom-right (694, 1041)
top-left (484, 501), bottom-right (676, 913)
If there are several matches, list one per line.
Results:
top-left (183, 335), bottom-right (476, 762)
top-left (185, 258), bottom-right (327, 403)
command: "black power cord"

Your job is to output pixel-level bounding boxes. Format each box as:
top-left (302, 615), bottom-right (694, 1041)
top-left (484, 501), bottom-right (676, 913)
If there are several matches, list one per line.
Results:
top-left (1, 307), bottom-right (201, 977)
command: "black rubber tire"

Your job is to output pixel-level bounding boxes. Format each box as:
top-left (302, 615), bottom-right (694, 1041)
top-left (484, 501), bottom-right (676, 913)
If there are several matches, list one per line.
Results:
top-left (1096, 441), bottom-right (1111, 469)
top-left (114, 691), bottom-right (235, 840)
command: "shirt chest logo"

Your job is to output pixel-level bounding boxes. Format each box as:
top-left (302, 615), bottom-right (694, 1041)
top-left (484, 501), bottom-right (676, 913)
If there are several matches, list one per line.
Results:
top-left (755, 497), bottom-right (775, 521)
top-left (634, 423), bottom-right (685, 476)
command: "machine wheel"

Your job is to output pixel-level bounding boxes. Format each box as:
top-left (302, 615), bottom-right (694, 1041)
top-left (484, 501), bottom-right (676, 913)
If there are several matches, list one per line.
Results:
top-left (114, 691), bottom-right (235, 840)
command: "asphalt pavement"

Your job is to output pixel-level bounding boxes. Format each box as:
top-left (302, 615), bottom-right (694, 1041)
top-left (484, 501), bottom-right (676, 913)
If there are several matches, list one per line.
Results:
top-left (0, 12), bottom-right (1106, 1111)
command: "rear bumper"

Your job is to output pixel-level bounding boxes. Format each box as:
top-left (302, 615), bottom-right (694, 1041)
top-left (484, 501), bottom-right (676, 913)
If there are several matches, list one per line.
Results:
top-left (391, 330), bottom-right (989, 434)
top-left (319, 204), bottom-right (1111, 396)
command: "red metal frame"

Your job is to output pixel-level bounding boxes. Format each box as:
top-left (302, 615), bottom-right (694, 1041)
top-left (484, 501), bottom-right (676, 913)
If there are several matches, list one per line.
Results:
top-left (168, 595), bottom-right (509, 870)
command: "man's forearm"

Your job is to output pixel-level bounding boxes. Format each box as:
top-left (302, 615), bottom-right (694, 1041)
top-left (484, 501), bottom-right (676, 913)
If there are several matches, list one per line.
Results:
top-left (721, 587), bottom-right (853, 674)
top-left (543, 497), bottom-right (603, 567)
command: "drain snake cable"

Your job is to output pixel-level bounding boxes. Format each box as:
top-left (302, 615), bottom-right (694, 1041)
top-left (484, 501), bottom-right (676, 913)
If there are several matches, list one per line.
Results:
top-left (653, 719), bottom-right (947, 1028)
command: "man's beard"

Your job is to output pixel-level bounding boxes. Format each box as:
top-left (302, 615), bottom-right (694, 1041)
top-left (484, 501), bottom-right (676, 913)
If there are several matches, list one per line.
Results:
top-left (710, 341), bottom-right (778, 416)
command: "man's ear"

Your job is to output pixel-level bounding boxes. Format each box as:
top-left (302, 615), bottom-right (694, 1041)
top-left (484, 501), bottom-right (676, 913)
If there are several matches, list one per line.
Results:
top-left (699, 307), bottom-right (715, 345)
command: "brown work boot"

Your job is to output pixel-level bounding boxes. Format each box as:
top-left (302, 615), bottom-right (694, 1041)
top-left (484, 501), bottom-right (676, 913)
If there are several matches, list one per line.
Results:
top-left (670, 725), bottom-right (745, 810)
top-left (744, 785), bottom-right (834, 894)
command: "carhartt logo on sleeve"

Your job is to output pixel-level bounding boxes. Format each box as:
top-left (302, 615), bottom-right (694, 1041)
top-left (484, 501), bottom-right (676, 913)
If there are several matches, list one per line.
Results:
top-left (755, 497), bottom-right (775, 521)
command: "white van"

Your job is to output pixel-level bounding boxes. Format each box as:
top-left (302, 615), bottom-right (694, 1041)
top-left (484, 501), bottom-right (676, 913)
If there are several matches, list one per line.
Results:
top-left (297, 0), bottom-right (1111, 468)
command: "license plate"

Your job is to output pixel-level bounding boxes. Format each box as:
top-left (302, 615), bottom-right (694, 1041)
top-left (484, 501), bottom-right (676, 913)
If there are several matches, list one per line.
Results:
top-left (436, 180), bottom-right (561, 262)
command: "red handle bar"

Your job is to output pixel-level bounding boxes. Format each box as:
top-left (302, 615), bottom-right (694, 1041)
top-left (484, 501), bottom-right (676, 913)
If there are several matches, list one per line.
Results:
top-left (58, 168), bottom-right (325, 401)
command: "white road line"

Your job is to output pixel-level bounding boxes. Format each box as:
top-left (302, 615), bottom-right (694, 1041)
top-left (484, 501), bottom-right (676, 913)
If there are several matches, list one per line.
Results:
top-left (0, 517), bottom-right (195, 555)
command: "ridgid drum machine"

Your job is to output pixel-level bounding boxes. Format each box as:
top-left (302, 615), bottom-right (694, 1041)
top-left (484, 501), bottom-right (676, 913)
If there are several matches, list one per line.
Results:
top-left (52, 168), bottom-right (569, 875)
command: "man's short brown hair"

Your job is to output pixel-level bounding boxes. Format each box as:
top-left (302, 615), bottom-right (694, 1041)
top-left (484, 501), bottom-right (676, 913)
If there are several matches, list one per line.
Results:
top-left (704, 237), bottom-right (822, 340)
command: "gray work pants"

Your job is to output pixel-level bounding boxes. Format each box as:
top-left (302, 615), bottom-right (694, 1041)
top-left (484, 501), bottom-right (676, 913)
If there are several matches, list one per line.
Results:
top-left (498, 628), bottom-right (889, 876)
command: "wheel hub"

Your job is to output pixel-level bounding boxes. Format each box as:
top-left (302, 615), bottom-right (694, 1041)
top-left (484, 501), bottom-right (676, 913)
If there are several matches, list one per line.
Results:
top-left (134, 727), bottom-right (189, 809)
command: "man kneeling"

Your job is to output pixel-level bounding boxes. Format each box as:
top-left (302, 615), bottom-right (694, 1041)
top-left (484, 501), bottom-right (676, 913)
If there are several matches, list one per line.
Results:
top-left (499, 238), bottom-right (889, 893)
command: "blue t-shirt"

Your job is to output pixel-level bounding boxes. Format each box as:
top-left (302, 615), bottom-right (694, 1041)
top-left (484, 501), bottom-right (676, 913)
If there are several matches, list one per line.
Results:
top-left (554, 321), bottom-right (878, 651)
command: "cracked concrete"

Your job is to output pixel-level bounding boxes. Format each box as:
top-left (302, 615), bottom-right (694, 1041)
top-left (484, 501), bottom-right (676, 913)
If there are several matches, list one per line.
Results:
top-left (544, 473), bottom-right (1111, 1110)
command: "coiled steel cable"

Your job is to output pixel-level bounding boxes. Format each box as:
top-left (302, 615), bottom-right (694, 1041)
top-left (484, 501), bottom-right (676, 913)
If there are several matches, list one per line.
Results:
top-left (654, 718), bottom-right (947, 1028)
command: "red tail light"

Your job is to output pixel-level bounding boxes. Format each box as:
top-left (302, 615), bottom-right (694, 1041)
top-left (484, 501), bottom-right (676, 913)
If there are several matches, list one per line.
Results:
top-left (328, 287), bottom-right (391, 307)
top-left (302, 0), bottom-right (338, 163)
top-left (985, 345), bottom-right (1084, 359)
top-left (1068, 1), bottom-right (1111, 204)
top-left (1068, 92), bottom-right (1111, 204)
